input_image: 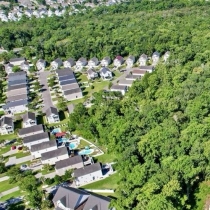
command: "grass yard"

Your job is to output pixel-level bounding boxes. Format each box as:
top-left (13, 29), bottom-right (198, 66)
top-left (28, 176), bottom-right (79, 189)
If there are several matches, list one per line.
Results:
top-left (112, 70), bottom-right (123, 78)
top-left (10, 151), bottom-right (30, 159)
top-left (0, 180), bottom-right (19, 193)
top-left (0, 191), bottom-right (24, 202)
top-left (0, 134), bottom-right (17, 142)
top-left (0, 145), bottom-right (11, 156)
top-left (94, 153), bottom-right (117, 163)
top-left (78, 74), bottom-right (88, 83)
top-left (83, 173), bottom-right (119, 190)
top-left (77, 139), bottom-right (91, 149)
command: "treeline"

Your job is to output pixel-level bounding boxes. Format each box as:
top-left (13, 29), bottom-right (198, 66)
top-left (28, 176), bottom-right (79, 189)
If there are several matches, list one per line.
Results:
top-left (0, 0), bottom-right (210, 64)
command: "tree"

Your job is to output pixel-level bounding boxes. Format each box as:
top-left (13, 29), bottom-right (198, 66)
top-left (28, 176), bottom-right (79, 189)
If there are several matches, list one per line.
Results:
top-left (41, 199), bottom-right (53, 209)
top-left (20, 175), bottom-right (38, 192)
top-left (57, 97), bottom-right (67, 111)
top-left (62, 169), bottom-right (73, 181)
top-left (54, 175), bottom-right (62, 184)
top-left (12, 66), bottom-right (21, 72)
top-left (27, 189), bottom-right (42, 209)
top-left (42, 164), bottom-right (53, 172)
top-left (0, 162), bottom-right (6, 174)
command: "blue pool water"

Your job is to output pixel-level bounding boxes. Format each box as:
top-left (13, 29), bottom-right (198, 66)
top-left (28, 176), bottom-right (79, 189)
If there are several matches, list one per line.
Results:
top-left (69, 142), bottom-right (77, 149)
top-left (58, 138), bottom-right (68, 143)
top-left (51, 128), bottom-right (61, 134)
top-left (78, 149), bottom-right (94, 155)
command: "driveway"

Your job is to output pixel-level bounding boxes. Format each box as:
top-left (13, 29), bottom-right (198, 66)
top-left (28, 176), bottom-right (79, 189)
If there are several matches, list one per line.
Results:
top-left (38, 71), bottom-right (54, 111)
top-left (5, 155), bottom-right (32, 167)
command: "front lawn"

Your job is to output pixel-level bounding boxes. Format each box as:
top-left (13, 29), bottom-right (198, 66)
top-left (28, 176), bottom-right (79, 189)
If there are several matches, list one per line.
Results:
top-left (0, 180), bottom-right (18, 193)
top-left (0, 145), bottom-right (11, 156)
top-left (82, 173), bottom-right (119, 190)
top-left (0, 134), bottom-right (17, 142)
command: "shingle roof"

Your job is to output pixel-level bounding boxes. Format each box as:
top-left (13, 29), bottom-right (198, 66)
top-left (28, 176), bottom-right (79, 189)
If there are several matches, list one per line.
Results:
top-left (37, 59), bottom-right (45, 64)
top-left (22, 112), bottom-right (36, 123)
top-left (41, 147), bottom-right (68, 161)
top-left (54, 58), bottom-right (62, 63)
top-left (100, 67), bottom-right (110, 74)
top-left (31, 140), bottom-right (56, 152)
top-left (125, 75), bottom-right (140, 80)
top-left (8, 79), bottom-right (27, 86)
top-left (52, 186), bottom-right (89, 210)
top-left (6, 89), bottom-right (27, 97)
top-left (115, 55), bottom-right (123, 61)
top-left (56, 68), bottom-right (74, 77)
top-left (73, 163), bottom-right (101, 177)
top-left (66, 58), bottom-right (75, 65)
top-left (78, 57), bottom-right (87, 63)
top-left (139, 66), bottom-right (154, 71)
top-left (102, 57), bottom-right (110, 61)
top-left (83, 194), bottom-right (111, 210)
top-left (58, 74), bottom-right (75, 82)
top-left (55, 155), bottom-right (83, 170)
top-left (87, 68), bottom-right (96, 75)
top-left (118, 80), bottom-right (133, 85)
top-left (8, 72), bottom-right (26, 82)
top-left (45, 107), bottom-right (58, 117)
top-left (90, 57), bottom-right (98, 63)
top-left (132, 69), bottom-right (147, 75)
top-left (67, 104), bottom-right (75, 114)
top-left (8, 71), bottom-right (26, 77)
top-left (19, 124), bottom-right (44, 136)
top-left (62, 84), bottom-right (79, 91)
top-left (7, 94), bottom-right (28, 103)
top-left (23, 132), bottom-right (49, 144)
top-left (140, 54), bottom-right (147, 59)
top-left (64, 88), bottom-right (82, 95)
top-left (127, 55), bottom-right (135, 61)
top-left (0, 116), bottom-right (13, 127)
top-left (60, 79), bottom-right (77, 86)
top-left (111, 85), bottom-right (126, 90)
top-left (3, 99), bottom-right (28, 109)
top-left (8, 84), bottom-right (27, 91)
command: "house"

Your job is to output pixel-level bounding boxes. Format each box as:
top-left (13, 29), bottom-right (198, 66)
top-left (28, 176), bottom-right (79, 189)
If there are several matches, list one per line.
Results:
top-left (51, 58), bottom-right (63, 70)
top-left (47, 9), bottom-right (53, 17)
top-left (125, 74), bottom-right (140, 81)
top-left (139, 66), bottom-right (154, 73)
top-left (139, 54), bottom-right (148, 66)
top-left (67, 104), bottom-right (75, 115)
top-left (25, 9), bottom-right (33, 17)
top-left (63, 58), bottom-right (75, 68)
top-left (101, 57), bottom-right (111, 67)
top-left (64, 88), bottom-right (83, 101)
top-left (126, 55), bottom-right (135, 67)
top-left (4, 63), bottom-right (14, 75)
top-left (110, 85), bottom-right (127, 95)
top-left (73, 162), bottom-right (103, 186)
top-left (3, 99), bottom-right (28, 114)
top-left (87, 68), bottom-right (98, 80)
top-left (23, 132), bottom-right (49, 149)
top-left (53, 186), bottom-right (112, 210)
top-left (46, 107), bottom-right (60, 123)
top-left (18, 124), bottom-right (44, 138)
top-left (118, 79), bottom-right (133, 87)
top-left (22, 112), bottom-right (36, 128)
top-left (152, 51), bottom-right (160, 66)
top-left (36, 59), bottom-right (46, 71)
top-left (100, 67), bottom-right (112, 80)
top-left (58, 74), bottom-right (75, 83)
top-left (56, 68), bottom-right (74, 77)
top-left (41, 147), bottom-right (69, 165)
top-left (132, 69), bottom-right (147, 76)
top-left (31, 140), bottom-right (57, 159)
top-left (76, 57), bottom-right (87, 69)
top-left (9, 57), bottom-right (26, 66)
top-left (8, 71), bottom-right (26, 82)
top-left (0, 116), bottom-right (14, 135)
top-left (55, 155), bottom-right (84, 176)
top-left (163, 51), bottom-right (170, 62)
top-left (114, 56), bottom-right (124, 67)
top-left (88, 57), bottom-right (99, 67)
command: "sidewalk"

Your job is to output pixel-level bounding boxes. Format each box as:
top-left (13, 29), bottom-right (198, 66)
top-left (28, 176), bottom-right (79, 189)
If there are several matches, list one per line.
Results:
top-left (0, 176), bottom-right (9, 182)
top-left (0, 187), bottom-right (19, 198)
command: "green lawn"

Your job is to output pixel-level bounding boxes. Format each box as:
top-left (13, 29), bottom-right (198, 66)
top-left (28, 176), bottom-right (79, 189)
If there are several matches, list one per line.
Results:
top-left (94, 153), bottom-right (117, 163)
top-left (0, 133), bottom-right (17, 142)
top-left (0, 191), bottom-right (25, 202)
top-left (0, 145), bottom-right (11, 156)
top-left (77, 139), bottom-right (91, 149)
top-left (0, 180), bottom-right (19, 193)
top-left (78, 74), bottom-right (88, 83)
top-left (11, 152), bottom-right (30, 159)
top-left (83, 173), bottom-right (119, 190)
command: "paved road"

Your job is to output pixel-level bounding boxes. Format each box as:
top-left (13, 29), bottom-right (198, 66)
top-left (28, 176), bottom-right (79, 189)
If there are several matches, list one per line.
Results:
top-left (39, 71), bottom-right (54, 112)
top-left (0, 187), bottom-right (19, 198)
top-left (5, 155), bottom-right (32, 167)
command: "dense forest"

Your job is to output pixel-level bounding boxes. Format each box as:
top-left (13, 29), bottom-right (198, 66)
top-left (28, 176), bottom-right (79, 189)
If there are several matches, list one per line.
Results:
top-left (1, 0), bottom-right (210, 209)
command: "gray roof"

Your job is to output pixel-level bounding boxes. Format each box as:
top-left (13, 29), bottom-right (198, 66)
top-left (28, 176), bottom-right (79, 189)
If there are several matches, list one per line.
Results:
top-left (37, 59), bottom-right (45, 64)
top-left (23, 132), bottom-right (48, 144)
top-left (8, 79), bottom-right (27, 86)
top-left (3, 99), bottom-right (28, 109)
top-left (53, 186), bottom-right (89, 209)
top-left (31, 140), bottom-right (56, 152)
top-left (22, 112), bottom-right (36, 123)
top-left (59, 74), bottom-right (75, 82)
top-left (8, 72), bottom-right (26, 82)
top-left (125, 75), bottom-right (140, 80)
top-left (73, 163), bottom-right (101, 177)
top-left (56, 68), bottom-right (74, 77)
top-left (8, 84), bottom-right (27, 91)
top-left (9, 57), bottom-right (25, 63)
top-left (0, 116), bottom-right (13, 127)
top-left (118, 80), bottom-right (133, 85)
top-left (152, 51), bottom-right (160, 57)
top-left (78, 57), bottom-right (87, 63)
top-left (83, 194), bottom-right (111, 210)
top-left (19, 124), bottom-right (44, 136)
top-left (100, 67), bottom-right (110, 74)
top-left (87, 68), bottom-right (97, 75)
top-left (41, 147), bottom-right (68, 161)
top-left (7, 94), bottom-right (27, 103)
top-left (55, 155), bottom-right (83, 170)
top-left (127, 55), bottom-right (135, 61)
top-left (111, 85), bottom-right (126, 90)
top-left (60, 79), bottom-right (77, 86)
top-left (64, 88), bottom-right (82, 96)
top-left (62, 83), bottom-right (79, 91)
top-left (67, 104), bottom-right (75, 114)
top-left (8, 71), bottom-right (26, 77)
top-left (66, 58), bottom-right (75, 65)
top-left (7, 89), bottom-right (27, 97)
top-left (54, 58), bottom-right (62, 63)
top-left (102, 57), bottom-right (110, 61)
top-left (139, 66), bottom-right (154, 71)
top-left (46, 107), bottom-right (58, 117)
top-left (90, 57), bottom-right (98, 63)
top-left (140, 54), bottom-right (147, 59)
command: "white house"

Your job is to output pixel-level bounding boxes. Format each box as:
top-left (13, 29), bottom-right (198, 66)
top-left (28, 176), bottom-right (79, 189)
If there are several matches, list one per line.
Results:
top-left (19, 124), bottom-right (44, 138)
top-left (23, 132), bottom-right (49, 149)
top-left (51, 58), bottom-right (63, 70)
top-left (101, 57), bottom-right (111, 67)
top-left (22, 112), bottom-right (36, 128)
top-left (73, 163), bottom-right (103, 186)
top-left (31, 140), bottom-right (57, 159)
top-left (114, 56), bottom-right (124, 67)
top-left (110, 85), bottom-right (127, 95)
top-left (25, 9), bottom-right (33, 17)
top-left (21, 61), bottom-right (30, 72)
top-left (4, 63), bottom-right (14, 75)
top-left (36, 59), bottom-right (46, 71)
top-left (41, 147), bottom-right (69, 165)
top-left (63, 58), bottom-right (75, 68)
top-left (100, 67), bottom-right (112, 80)
top-left (163, 51), bottom-right (170, 62)
top-left (47, 10), bottom-right (54, 17)
top-left (152, 51), bottom-right (160, 66)
top-left (0, 116), bottom-right (14, 135)
top-left (46, 107), bottom-right (60, 123)
top-left (76, 57), bottom-right (87, 69)
top-left (55, 156), bottom-right (84, 176)
top-left (9, 57), bottom-right (26, 66)
top-left (87, 68), bottom-right (98, 80)
top-left (3, 99), bottom-right (28, 115)
top-left (88, 57), bottom-right (99, 68)
top-left (139, 54), bottom-right (148, 66)
top-left (126, 55), bottom-right (135, 67)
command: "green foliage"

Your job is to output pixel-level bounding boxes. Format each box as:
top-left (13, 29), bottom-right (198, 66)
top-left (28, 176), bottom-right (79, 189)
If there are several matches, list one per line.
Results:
top-left (12, 66), bottom-right (21, 72)
top-left (27, 189), bottom-right (42, 209)
top-left (42, 164), bottom-right (53, 172)
top-left (20, 175), bottom-right (38, 191)
top-left (45, 178), bottom-right (54, 185)
top-left (0, 162), bottom-right (6, 174)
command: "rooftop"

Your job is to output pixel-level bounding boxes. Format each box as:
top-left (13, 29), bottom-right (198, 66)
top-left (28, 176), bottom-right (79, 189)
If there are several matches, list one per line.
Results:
top-left (23, 132), bottom-right (49, 144)
top-left (19, 124), bottom-right (44, 136)
top-left (111, 85), bottom-right (126, 90)
top-left (22, 112), bottom-right (36, 123)
top-left (9, 57), bottom-right (25, 62)
top-left (41, 147), bottom-right (68, 161)
top-left (0, 116), bottom-right (13, 127)
top-left (3, 99), bottom-right (28, 109)
top-left (8, 84), bottom-right (27, 91)
top-left (61, 83), bottom-right (79, 91)
top-left (60, 79), bottom-right (77, 86)
top-left (46, 107), bottom-right (58, 117)
top-left (6, 94), bottom-right (28, 103)
top-left (56, 68), bottom-right (74, 77)
top-left (64, 88), bottom-right (82, 95)
top-left (31, 140), bottom-right (57, 152)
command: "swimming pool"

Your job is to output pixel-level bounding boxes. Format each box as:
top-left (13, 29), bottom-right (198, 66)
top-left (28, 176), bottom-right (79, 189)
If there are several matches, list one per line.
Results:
top-left (51, 128), bottom-right (61, 134)
top-left (58, 138), bottom-right (68, 143)
top-left (78, 149), bottom-right (94, 155)
top-left (69, 142), bottom-right (77, 149)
